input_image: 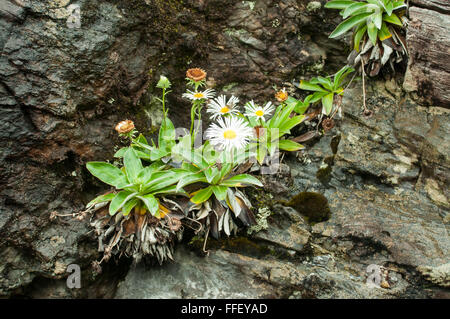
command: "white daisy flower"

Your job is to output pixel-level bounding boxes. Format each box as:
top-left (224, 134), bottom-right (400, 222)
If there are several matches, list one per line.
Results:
top-left (206, 95), bottom-right (240, 120)
top-left (182, 88), bottom-right (215, 101)
top-left (205, 117), bottom-right (254, 152)
top-left (244, 101), bottom-right (275, 121)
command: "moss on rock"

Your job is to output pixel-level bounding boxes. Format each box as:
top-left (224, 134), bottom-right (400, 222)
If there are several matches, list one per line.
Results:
top-left (282, 192), bottom-right (331, 223)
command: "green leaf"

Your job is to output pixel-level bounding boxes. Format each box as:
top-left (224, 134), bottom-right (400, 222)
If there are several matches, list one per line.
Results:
top-left (268, 140), bottom-right (278, 156)
top-left (382, 13), bottom-right (402, 26)
top-left (114, 147), bottom-right (128, 158)
top-left (136, 133), bottom-right (148, 145)
top-left (285, 96), bottom-right (299, 108)
top-left (190, 186), bottom-right (213, 204)
top-left (367, 21), bottom-right (378, 45)
top-left (181, 162), bottom-right (200, 173)
top-left (109, 190), bottom-right (137, 216)
top-left (324, 0), bottom-right (357, 10)
top-left (219, 163), bottom-right (233, 181)
top-left (329, 12), bottom-right (373, 38)
top-left (152, 185), bottom-right (186, 196)
top-left (279, 139), bottom-right (305, 151)
top-left (86, 192), bottom-right (115, 209)
top-left (176, 172), bottom-right (207, 191)
top-left (267, 105), bottom-right (283, 127)
top-left (393, 2), bottom-right (406, 11)
top-left (86, 162), bottom-right (128, 188)
top-left (132, 139), bottom-right (153, 153)
top-left (172, 136), bottom-right (208, 169)
top-left (393, 1), bottom-right (406, 8)
top-left (298, 80), bottom-right (327, 92)
top-left (204, 166), bottom-right (220, 184)
top-left (322, 93), bottom-right (334, 115)
top-left (159, 117), bottom-right (175, 149)
top-left (124, 148), bottom-right (143, 184)
top-left (315, 76), bottom-right (334, 91)
top-left (334, 65), bottom-right (355, 89)
top-left (372, 11), bottom-right (383, 29)
top-left (385, 0), bottom-right (394, 15)
top-left (353, 24), bottom-right (368, 51)
top-left (220, 174), bottom-right (263, 187)
top-left (122, 198), bottom-right (138, 216)
top-left (378, 22), bottom-right (392, 41)
top-left (342, 2), bottom-right (368, 19)
top-left (255, 145), bottom-right (268, 165)
top-left (294, 97), bottom-right (311, 115)
top-left (309, 91), bottom-right (329, 103)
top-left (150, 148), bottom-right (170, 161)
top-left (143, 170), bottom-right (183, 193)
top-left (212, 185), bottom-right (228, 201)
top-left (138, 161), bottom-right (166, 184)
top-left (269, 102), bottom-right (296, 129)
top-left (137, 194), bottom-right (159, 216)
top-left (282, 115), bottom-right (306, 132)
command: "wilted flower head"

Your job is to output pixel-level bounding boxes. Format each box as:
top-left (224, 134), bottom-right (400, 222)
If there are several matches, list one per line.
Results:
top-left (115, 120), bottom-right (135, 134)
top-left (168, 218), bottom-right (182, 232)
top-left (275, 88), bottom-right (288, 102)
top-left (321, 118), bottom-right (335, 131)
top-left (206, 95), bottom-right (240, 120)
top-left (206, 117), bottom-right (254, 152)
top-left (186, 68), bottom-right (207, 82)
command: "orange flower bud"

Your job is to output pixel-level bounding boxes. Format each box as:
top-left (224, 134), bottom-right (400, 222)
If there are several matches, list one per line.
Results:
top-left (275, 88), bottom-right (288, 102)
top-left (186, 68), bottom-right (207, 82)
top-left (115, 120), bottom-right (135, 134)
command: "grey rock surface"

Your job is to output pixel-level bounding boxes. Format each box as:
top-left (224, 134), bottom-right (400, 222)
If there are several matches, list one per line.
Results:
top-left (0, 0), bottom-right (449, 298)
top-left (403, 6), bottom-right (450, 107)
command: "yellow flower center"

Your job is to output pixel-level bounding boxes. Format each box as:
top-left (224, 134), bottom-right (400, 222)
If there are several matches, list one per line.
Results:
top-left (194, 93), bottom-right (204, 99)
top-left (220, 106), bottom-right (230, 114)
top-left (223, 129), bottom-right (237, 140)
top-left (255, 110), bottom-right (264, 117)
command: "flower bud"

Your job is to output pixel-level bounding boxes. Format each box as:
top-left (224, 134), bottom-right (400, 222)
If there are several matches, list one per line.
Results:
top-left (115, 120), bottom-right (135, 134)
top-left (186, 68), bottom-right (207, 82)
top-left (275, 88), bottom-right (288, 102)
top-left (156, 75), bottom-right (171, 89)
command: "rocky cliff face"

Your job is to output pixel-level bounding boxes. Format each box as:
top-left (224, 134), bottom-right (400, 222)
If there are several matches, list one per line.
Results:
top-left (0, 0), bottom-right (448, 298)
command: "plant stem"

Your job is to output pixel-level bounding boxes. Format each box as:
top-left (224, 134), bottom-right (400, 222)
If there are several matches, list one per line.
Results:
top-left (190, 101), bottom-right (197, 137)
top-left (361, 61), bottom-right (366, 111)
top-left (360, 59), bottom-right (371, 116)
top-left (162, 88), bottom-right (166, 126)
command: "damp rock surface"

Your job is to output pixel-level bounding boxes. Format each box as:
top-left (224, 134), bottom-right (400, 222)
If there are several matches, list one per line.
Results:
top-left (0, 0), bottom-right (449, 298)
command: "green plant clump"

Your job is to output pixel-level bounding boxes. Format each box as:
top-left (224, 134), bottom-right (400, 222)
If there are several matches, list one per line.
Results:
top-left (82, 69), bottom-right (312, 268)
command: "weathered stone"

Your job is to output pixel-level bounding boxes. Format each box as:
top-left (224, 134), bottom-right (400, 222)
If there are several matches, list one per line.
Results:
top-left (411, 0), bottom-right (450, 13)
top-left (336, 82), bottom-right (421, 186)
top-left (313, 187), bottom-right (449, 268)
top-left (1, 0), bottom-right (449, 299)
top-left (252, 204), bottom-right (311, 253)
top-left (418, 263), bottom-right (450, 288)
top-left (0, 0), bottom-right (342, 296)
top-left (115, 247), bottom-right (306, 299)
top-left (403, 6), bottom-right (450, 107)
